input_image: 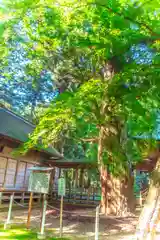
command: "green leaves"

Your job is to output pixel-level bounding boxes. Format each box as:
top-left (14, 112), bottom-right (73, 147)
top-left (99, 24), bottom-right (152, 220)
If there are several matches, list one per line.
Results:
top-left (0, 23), bottom-right (5, 38)
top-left (2, 0), bottom-right (160, 178)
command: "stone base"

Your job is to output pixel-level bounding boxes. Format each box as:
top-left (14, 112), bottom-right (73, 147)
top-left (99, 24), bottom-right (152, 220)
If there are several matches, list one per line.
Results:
top-left (37, 232), bottom-right (46, 239)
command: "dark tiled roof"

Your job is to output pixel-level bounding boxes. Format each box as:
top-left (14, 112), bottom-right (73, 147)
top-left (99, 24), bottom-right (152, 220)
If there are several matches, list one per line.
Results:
top-left (0, 107), bottom-right (62, 158)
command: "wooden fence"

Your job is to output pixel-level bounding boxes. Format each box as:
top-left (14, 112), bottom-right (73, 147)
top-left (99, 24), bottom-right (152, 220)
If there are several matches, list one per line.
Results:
top-left (51, 187), bottom-right (101, 205)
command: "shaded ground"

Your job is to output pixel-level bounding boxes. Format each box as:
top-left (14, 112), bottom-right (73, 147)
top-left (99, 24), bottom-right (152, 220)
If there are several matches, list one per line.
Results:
top-left (0, 203), bottom-right (138, 240)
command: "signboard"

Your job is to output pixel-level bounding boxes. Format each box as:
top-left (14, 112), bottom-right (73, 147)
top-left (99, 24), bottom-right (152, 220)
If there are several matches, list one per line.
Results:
top-left (28, 169), bottom-right (52, 194)
top-left (58, 178), bottom-right (66, 196)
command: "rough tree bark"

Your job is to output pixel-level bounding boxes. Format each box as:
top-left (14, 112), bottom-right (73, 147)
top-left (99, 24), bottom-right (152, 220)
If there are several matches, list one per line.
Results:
top-left (98, 59), bottom-right (135, 216)
top-left (135, 157), bottom-right (160, 240)
top-left (100, 169), bottom-right (135, 215)
top-left (98, 126), bottom-right (135, 216)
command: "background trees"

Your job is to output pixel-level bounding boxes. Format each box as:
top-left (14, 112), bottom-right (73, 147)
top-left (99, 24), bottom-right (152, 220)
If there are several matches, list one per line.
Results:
top-left (0, 42), bottom-right (57, 122)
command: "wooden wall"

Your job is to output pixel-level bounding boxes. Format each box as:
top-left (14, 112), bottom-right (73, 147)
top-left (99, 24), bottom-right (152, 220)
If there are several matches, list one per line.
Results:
top-left (0, 137), bottom-right (49, 189)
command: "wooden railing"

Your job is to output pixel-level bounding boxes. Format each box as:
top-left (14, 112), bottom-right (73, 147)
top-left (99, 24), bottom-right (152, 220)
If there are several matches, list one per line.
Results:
top-left (50, 187), bottom-right (101, 205)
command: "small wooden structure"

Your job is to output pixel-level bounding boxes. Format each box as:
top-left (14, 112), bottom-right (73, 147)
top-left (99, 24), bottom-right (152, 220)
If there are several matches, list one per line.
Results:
top-left (0, 107), bottom-right (62, 203)
top-left (48, 158), bottom-right (101, 205)
top-left (133, 149), bottom-right (160, 206)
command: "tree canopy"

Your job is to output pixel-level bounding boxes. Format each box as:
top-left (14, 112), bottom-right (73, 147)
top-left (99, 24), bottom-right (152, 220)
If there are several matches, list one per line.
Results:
top-left (1, 0), bottom-right (160, 176)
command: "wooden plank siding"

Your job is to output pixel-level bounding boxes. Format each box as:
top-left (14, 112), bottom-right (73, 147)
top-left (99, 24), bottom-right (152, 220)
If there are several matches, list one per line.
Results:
top-left (0, 155), bottom-right (42, 205)
top-left (0, 155), bottom-right (34, 190)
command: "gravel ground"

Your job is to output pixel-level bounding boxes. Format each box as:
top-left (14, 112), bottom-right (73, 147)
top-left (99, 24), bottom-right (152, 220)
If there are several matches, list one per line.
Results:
top-left (0, 203), bottom-right (140, 240)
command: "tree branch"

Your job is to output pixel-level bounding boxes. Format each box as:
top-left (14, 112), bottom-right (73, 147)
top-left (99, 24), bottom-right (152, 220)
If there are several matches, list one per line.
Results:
top-left (80, 137), bottom-right (99, 143)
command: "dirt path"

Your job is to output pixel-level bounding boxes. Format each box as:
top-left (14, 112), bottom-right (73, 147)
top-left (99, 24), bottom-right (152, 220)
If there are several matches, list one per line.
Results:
top-left (0, 204), bottom-right (139, 240)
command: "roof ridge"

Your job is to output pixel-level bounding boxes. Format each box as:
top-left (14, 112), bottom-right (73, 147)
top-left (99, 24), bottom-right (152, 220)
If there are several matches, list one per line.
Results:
top-left (0, 107), bottom-right (35, 128)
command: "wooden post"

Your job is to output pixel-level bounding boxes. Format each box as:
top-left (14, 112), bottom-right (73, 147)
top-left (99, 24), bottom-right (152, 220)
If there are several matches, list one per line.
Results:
top-left (139, 190), bottom-right (142, 207)
top-left (38, 194), bottom-right (42, 204)
top-left (60, 195), bottom-right (64, 238)
top-left (39, 194), bottom-right (47, 237)
top-left (49, 169), bottom-right (54, 194)
top-left (13, 160), bottom-right (19, 188)
top-left (21, 192), bottom-right (25, 205)
top-left (95, 205), bottom-right (100, 240)
top-left (3, 158), bottom-right (8, 187)
top-left (80, 168), bottom-right (84, 188)
top-left (27, 192), bottom-right (33, 229)
top-left (0, 192), bottom-right (3, 206)
top-left (40, 194), bottom-right (44, 231)
top-left (87, 188), bottom-right (90, 203)
top-left (133, 169), bottom-right (137, 205)
top-left (22, 162), bottom-right (27, 189)
top-left (74, 169), bottom-right (77, 188)
top-left (106, 182), bottom-right (108, 215)
top-left (4, 193), bottom-right (14, 229)
top-left (74, 169), bottom-right (77, 202)
top-left (93, 187), bottom-right (95, 203)
top-left (58, 168), bottom-right (61, 178)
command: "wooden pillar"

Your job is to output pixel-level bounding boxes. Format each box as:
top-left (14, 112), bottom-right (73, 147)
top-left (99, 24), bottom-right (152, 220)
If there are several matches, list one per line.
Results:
top-left (0, 157), bottom-right (7, 206)
top-left (65, 170), bottom-right (68, 188)
top-left (58, 168), bottom-right (61, 178)
top-left (27, 192), bottom-right (33, 229)
top-left (38, 194), bottom-right (42, 204)
top-left (23, 163), bottom-right (27, 189)
top-left (80, 168), bottom-right (84, 188)
top-left (13, 160), bottom-right (19, 188)
top-left (87, 187), bottom-right (90, 203)
top-left (75, 168), bottom-right (78, 188)
top-left (139, 190), bottom-right (142, 207)
top-left (3, 158), bottom-right (8, 188)
top-left (0, 157), bottom-right (8, 206)
top-left (0, 192), bottom-right (3, 206)
top-left (49, 169), bottom-right (54, 194)
top-left (21, 192), bottom-right (25, 205)
top-left (71, 169), bottom-right (73, 189)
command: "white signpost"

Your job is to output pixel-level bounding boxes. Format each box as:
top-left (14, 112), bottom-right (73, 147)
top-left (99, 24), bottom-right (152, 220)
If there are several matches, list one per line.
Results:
top-left (95, 205), bottom-right (100, 240)
top-left (4, 193), bottom-right (14, 230)
top-left (58, 177), bottom-right (66, 237)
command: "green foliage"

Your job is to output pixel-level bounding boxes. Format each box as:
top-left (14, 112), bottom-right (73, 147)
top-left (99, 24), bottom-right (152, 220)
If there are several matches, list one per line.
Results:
top-left (1, 0), bottom-right (160, 177)
top-left (22, 77), bottom-right (159, 175)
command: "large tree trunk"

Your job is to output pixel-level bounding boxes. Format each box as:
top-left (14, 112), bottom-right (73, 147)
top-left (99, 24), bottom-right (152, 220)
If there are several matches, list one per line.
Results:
top-left (135, 157), bottom-right (160, 239)
top-left (98, 59), bottom-right (136, 216)
top-left (98, 126), bottom-right (135, 216)
top-left (100, 168), bottom-right (135, 215)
